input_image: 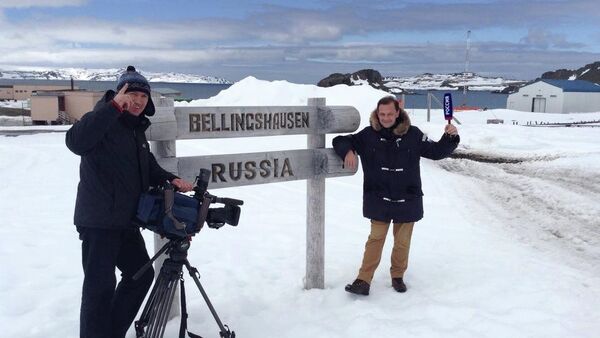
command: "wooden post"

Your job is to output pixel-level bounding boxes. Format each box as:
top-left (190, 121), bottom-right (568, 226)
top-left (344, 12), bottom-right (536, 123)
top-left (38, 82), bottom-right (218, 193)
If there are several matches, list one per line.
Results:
top-left (305, 97), bottom-right (326, 289)
top-left (148, 95), bottom-right (180, 319)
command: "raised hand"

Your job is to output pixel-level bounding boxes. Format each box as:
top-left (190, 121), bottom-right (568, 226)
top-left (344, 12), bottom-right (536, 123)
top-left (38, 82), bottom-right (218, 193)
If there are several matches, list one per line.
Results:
top-left (113, 83), bottom-right (132, 111)
top-left (444, 124), bottom-right (458, 136)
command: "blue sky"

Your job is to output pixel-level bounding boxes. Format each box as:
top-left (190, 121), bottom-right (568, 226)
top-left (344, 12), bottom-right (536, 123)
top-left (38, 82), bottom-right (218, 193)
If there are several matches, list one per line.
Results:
top-left (1, 0), bottom-right (599, 83)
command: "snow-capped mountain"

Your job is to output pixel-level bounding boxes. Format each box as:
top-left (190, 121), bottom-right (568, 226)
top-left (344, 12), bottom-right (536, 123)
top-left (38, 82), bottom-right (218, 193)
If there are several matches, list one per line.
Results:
top-left (0, 66), bottom-right (231, 84)
top-left (384, 72), bottom-right (525, 92)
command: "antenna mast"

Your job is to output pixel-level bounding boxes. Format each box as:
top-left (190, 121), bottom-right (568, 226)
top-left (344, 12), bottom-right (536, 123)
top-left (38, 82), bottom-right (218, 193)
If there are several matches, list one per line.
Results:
top-left (462, 30), bottom-right (471, 103)
top-left (465, 30), bottom-right (471, 73)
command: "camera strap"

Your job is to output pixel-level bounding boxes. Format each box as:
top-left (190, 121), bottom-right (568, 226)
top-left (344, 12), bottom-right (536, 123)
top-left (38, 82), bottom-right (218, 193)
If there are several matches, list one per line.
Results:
top-left (164, 186), bottom-right (186, 230)
top-left (179, 278), bottom-right (203, 338)
top-left (195, 194), bottom-right (212, 232)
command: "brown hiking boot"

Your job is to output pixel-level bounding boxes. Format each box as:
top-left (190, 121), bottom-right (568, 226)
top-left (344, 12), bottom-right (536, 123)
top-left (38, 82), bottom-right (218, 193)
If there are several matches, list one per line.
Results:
top-left (345, 279), bottom-right (370, 296)
top-left (392, 277), bottom-right (407, 293)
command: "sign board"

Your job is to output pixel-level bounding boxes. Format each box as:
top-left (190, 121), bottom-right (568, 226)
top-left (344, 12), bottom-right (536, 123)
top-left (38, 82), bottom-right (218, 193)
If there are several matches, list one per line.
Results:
top-left (147, 105), bottom-right (360, 141)
top-left (156, 148), bottom-right (355, 189)
top-left (149, 98), bottom-right (361, 292)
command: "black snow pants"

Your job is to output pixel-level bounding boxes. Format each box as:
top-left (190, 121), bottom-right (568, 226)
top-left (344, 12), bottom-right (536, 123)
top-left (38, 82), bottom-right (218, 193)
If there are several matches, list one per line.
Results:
top-left (77, 227), bottom-right (154, 338)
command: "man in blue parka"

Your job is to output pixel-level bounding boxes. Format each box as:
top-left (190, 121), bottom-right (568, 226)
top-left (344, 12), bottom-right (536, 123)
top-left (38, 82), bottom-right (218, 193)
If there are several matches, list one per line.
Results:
top-left (66, 66), bottom-right (194, 337)
top-left (333, 96), bottom-right (459, 296)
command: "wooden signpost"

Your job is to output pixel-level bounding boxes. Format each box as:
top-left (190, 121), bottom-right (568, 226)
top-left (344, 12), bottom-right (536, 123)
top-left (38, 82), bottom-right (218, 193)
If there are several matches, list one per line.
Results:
top-left (147, 96), bottom-right (360, 304)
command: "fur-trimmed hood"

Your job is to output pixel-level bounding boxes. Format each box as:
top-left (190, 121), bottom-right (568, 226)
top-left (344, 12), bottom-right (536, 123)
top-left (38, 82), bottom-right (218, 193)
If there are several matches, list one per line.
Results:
top-left (369, 108), bottom-right (411, 136)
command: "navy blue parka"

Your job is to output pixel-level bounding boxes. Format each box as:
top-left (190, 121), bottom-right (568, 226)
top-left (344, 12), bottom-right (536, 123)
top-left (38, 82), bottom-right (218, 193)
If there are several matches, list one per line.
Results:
top-left (333, 108), bottom-right (459, 223)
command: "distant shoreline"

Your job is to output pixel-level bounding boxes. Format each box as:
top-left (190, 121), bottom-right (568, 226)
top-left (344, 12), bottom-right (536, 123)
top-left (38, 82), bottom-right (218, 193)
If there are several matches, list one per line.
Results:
top-left (0, 79), bottom-right (232, 101)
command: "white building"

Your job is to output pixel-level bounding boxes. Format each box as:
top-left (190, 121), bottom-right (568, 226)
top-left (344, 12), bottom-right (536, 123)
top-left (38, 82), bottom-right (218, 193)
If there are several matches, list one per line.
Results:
top-left (506, 79), bottom-right (600, 113)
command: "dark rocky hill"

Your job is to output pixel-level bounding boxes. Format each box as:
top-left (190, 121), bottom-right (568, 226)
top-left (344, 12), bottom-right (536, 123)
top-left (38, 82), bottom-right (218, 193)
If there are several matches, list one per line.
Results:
top-left (541, 61), bottom-right (600, 84)
top-left (318, 69), bottom-right (392, 92)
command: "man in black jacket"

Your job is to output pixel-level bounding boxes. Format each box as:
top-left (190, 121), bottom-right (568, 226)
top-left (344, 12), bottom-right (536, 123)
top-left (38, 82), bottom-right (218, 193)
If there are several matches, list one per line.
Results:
top-left (66, 66), bottom-right (193, 338)
top-left (333, 96), bottom-right (459, 296)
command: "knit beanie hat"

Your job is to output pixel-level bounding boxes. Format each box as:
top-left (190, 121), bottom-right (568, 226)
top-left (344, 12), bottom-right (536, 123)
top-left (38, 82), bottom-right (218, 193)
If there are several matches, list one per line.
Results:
top-left (116, 65), bottom-right (155, 116)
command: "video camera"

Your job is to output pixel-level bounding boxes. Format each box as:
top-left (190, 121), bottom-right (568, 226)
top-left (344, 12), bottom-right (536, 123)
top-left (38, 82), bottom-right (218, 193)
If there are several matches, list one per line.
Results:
top-left (134, 169), bottom-right (243, 239)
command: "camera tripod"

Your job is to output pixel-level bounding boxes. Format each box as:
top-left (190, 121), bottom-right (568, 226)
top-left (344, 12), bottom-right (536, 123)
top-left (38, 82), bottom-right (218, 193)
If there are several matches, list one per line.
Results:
top-left (133, 237), bottom-right (235, 338)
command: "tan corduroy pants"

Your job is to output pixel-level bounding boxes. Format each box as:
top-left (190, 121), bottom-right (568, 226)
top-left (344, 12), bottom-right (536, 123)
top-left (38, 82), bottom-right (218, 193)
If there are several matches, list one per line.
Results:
top-left (357, 220), bottom-right (415, 283)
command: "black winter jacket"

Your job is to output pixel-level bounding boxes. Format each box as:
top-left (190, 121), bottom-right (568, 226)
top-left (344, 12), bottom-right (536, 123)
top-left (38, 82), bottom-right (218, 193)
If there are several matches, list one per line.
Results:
top-left (333, 108), bottom-right (459, 223)
top-left (66, 91), bottom-right (177, 229)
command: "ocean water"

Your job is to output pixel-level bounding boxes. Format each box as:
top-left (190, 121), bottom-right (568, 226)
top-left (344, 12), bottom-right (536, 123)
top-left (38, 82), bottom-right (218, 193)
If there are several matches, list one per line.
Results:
top-left (0, 79), bottom-right (508, 108)
top-left (402, 90), bottom-right (508, 110)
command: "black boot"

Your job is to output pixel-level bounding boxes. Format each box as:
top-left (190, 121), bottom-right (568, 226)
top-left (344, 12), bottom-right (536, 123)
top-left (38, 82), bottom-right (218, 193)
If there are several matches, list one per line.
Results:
top-left (392, 277), bottom-right (407, 293)
top-left (345, 279), bottom-right (370, 296)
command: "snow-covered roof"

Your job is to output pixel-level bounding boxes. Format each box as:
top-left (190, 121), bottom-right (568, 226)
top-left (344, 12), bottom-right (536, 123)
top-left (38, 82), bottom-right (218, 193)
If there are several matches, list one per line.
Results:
top-left (539, 79), bottom-right (600, 92)
top-left (152, 87), bottom-right (182, 96)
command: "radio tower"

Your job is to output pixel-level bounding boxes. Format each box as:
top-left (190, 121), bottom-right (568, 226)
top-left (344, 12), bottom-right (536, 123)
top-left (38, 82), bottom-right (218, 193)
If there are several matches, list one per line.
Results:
top-left (464, 30), bottom-right (471, 74)
top-left (462, 30), bottom-right (471, 105)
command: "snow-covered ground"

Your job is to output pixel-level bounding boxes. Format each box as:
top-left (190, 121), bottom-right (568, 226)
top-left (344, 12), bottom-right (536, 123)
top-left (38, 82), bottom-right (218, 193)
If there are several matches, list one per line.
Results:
top-left (0, 100), bottom-right (28, 109)
top-left (1, 77), bottom-right (599, 338)
top-left (0, 115), bottom-right (31, 126)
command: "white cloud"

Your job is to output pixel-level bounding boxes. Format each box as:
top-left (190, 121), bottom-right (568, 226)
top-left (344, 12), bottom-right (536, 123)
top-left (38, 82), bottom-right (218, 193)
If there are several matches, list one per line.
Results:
top-left (0, 15), bottom-right (344, 53)
top-left (519, 28), bottom-right (584, 49)
top-left (0, 19), bottom-right (237, 50)
top-left (0, 0), bottom-right (85, 8)
top-left (0, 47), bottom-right (285, 67)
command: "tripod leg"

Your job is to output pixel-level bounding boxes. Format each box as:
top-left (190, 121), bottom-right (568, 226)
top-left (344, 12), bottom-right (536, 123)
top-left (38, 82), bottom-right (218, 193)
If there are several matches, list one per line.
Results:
top-left (145, 269), bottom-right (171, 337)
top-left (151, 265), bottom-right (181, 338)
top-left (136, 268), bottom-right (168, 337)
top-left (183, 260), bottom-right (235, 338)
top-left (148, 272), bottom-right (172, 338)
top-left (156, 275), bottom-right (180, 338)
top-left (136, 259), bottom-right (183, 338)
